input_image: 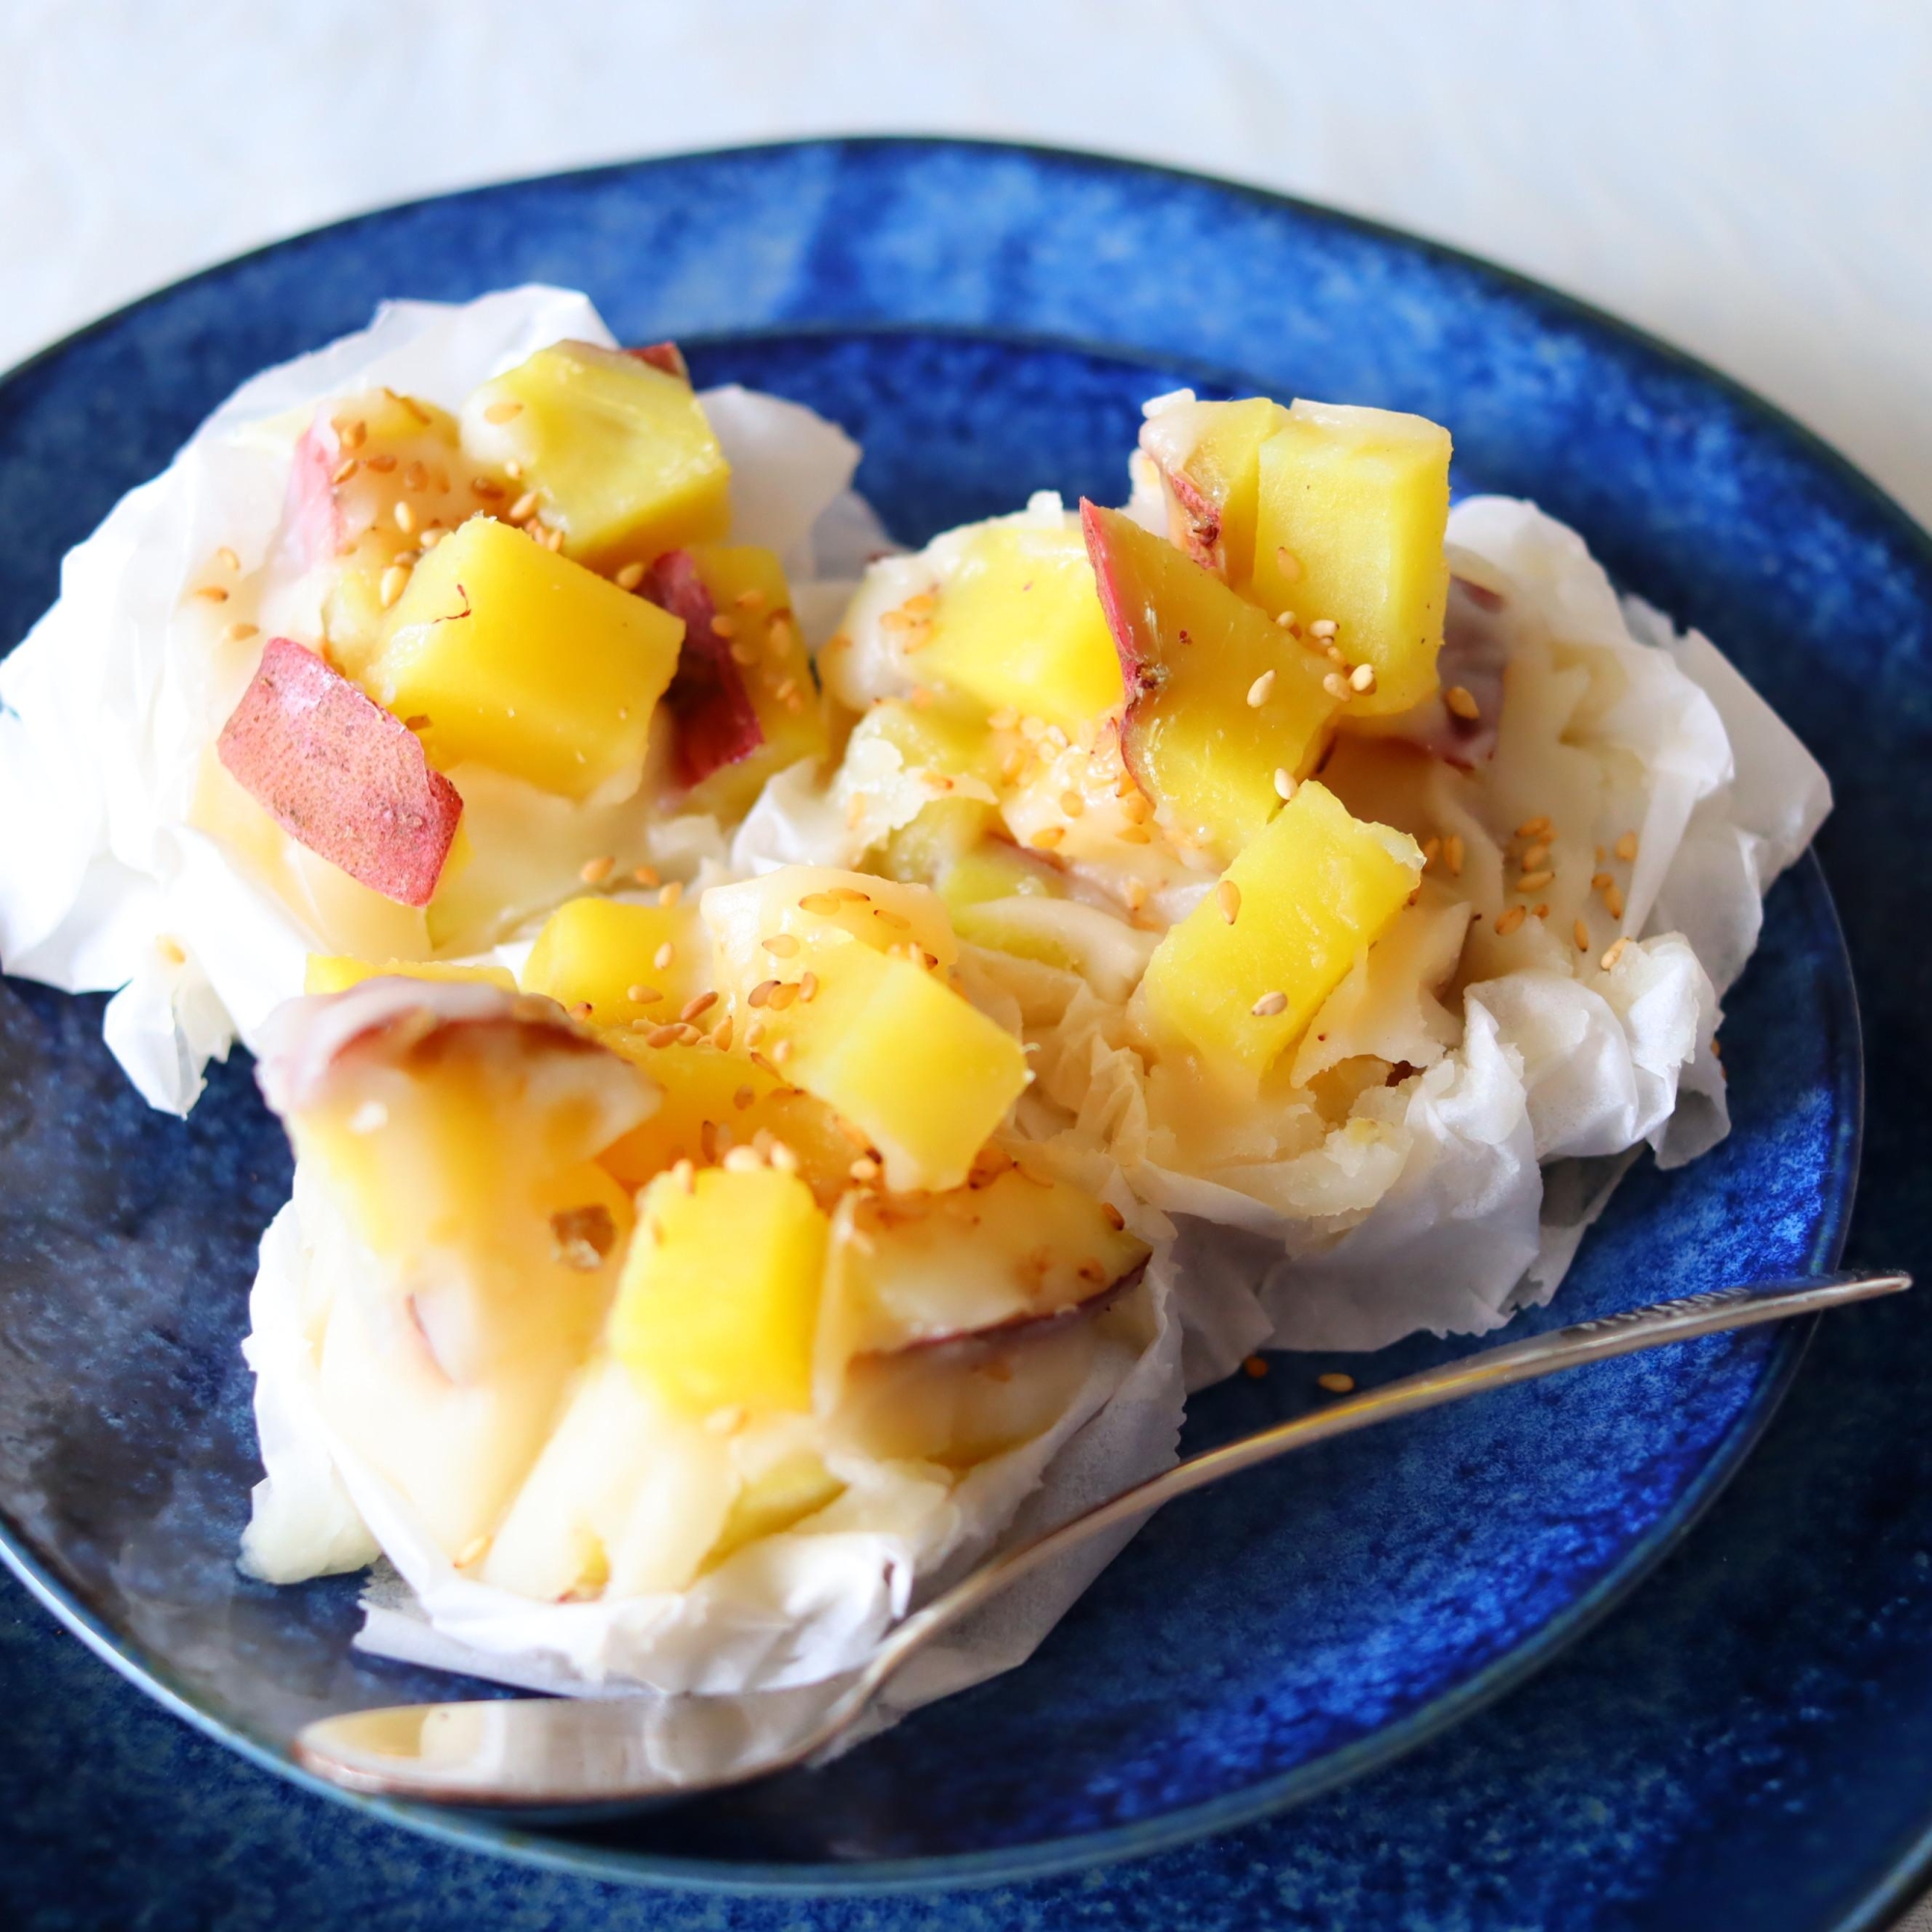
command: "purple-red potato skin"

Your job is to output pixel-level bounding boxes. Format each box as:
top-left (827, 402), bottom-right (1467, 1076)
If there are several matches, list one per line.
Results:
top-left (1080, 498), bottom-right (1169, 801)
top-left (642, 550), bottom-right (767, 789)
top-left (874, 1261), bottom-right (1145, 1362)
top-left (1162, 467), bottom-right (1223, 574)
top-left (283, 412), bottom-right (345, 572)
top-left (215, 636), bottom-right (462, 907)
top-left (626, 342), bottom-right (692, 384)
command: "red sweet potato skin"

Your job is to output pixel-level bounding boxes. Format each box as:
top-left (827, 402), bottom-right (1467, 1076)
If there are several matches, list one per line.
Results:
top-left (643, 551), bottom-right (765, 790)
top-left (625, 341), bottom-right (691, 383)
top-left (215, 637), bottom-right (462, 907)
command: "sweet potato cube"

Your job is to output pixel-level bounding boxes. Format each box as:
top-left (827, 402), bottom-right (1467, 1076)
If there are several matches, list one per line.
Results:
top-left (216, 636), bottom-right (463, 907)
top-left (651, 544), bottom-right (830, 817)
top-left (460, 339), bottom-right (730, 571)
top-left (1250, 400), bottom-right (1452, 717)
top-left (611, 1166), bottom-right (829, 1416)
top-left (767, 941), bottom-right (1029, 1194)
top-left (918, 521), bottom-right (1123, 730)
top-left (1140, 780), bottom-right (1422, 1079)
top-left (1141, 396), bottom-right (1290, 581)
top-left (1083, 502), bottom-right (1339, 863)
top-left (364, 516), bottom-right (683, 799)
top-left (520, 895), bottom-right (710, 1027)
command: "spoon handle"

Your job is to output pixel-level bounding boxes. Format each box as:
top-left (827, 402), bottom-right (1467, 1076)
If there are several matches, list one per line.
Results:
top-left (296, 1268), bottom-right (1907, 1808)
top-left (861, 1268), bottom-right (1910, 1697)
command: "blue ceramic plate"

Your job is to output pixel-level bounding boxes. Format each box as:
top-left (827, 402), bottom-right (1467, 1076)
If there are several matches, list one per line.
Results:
top-left (0, 142), bottom-right (1898, 1917)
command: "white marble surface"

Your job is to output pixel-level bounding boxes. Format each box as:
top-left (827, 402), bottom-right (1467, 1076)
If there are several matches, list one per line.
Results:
top-left (5, 0), bottom-right (1929, 1917)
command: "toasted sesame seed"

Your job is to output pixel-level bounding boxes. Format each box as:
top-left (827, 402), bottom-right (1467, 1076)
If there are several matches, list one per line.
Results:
top-left (767, 980), bottom-right (800, 1010)
top-left (213, 545), bottom-right (241, 573)
top-left (1247, 668), bottom-right (1277, 707)
top-left (645, 1023), bottom-right (683, 1049)
top-left (1274, 610), bottom-right (1298, 630)
top-left (1494, 905), bottom-right (1527, 937)
top-left (1217, 880), bottom-right (1241, 924)
top-left (1602, 882), bottom-right (1625, 920)
top-left (1119, 824), bottom-right (1153, 844)
top-left (1445, 685), bottom-right (1481, 721)
top-left (1121, 790), bottom-right (1152, 824)
top-left (1533, 902), bottom-right (1550, 920)
top-left (729, 639), bottom-right (757, 667)
top-left (871, 908), bottom-right (911, 931)
top-left (579, 855), bottom-right (614, 885)
top-left (1590, 869), bottom-right (1614, 891)
top-left (220, 621), bottom-right (259, 644)
top-left (392, 500), bottom-right (416, 536)
top-left (402, 461), bottom-right (428, 494)
top-left (419, 526), bottom-right (445, 550)
top-left (365, 453), bottom-right (397, 473)
top-left (733, 586), bottom-right (767, 611)
top-left (469, 476), bottom-right (505, 499)
top-left (542, 525), bottom-right (565, 553)
top-left (1615, 831), bottom-right (1639, 862)
top-left (711, 614), bottom-right (737, 639)
top-left (712, 1012), bottom-right (733, 1050)
top-left (679, 991), bottom-right (717, 1023)
top-left (832, 887), bottom-right (870, 903)
top-left (1317, 1372), bottom-right (1356, 1395)
top-left (659, 880), bottom-right (684, 908)
top-left (507, 490), bottom-right (539, 524)
top-left (1251, 990), bottom-right (1289, 1018)
top-left (1061, 789), bottom-right (1086, 817)
top-left (1321, 671), bottom-right (1350, 700)
top-left (1030, 825), bottom-right (1065, 850)
top-left (800, 971), bottom-right (818, 1003)
top-left (1601, 937), bottom-right (1631, 972)
top-left (625, 983), bottom-right (661, 1005)
top-left (331, 457), bottom-right (360, 485)
top-left (653, 942), bottom-right (674, 971)
top-left (614, 561), bottom-right (645, 590)
top-left (1573, 918), bottom-right (1591, 952)
top-left (1420, 836), bottom-right (1442, 867)
top-left (632, 864), bottom-right (660, 889)
top-left (1445, 834), bottom-right (1465, 878)
top-left (483, 400), bottom-right (523, 423)
top-left (342, 418), bottom-right (368, 450)
top-left (1596, 843), bottom-right (1608, 864)
top-left (1523, 844), bottom-right (1554, 872)
top-left (190, 584), bottom-right (229, 604)
top-left (1518, 867), bottom-right (1554, 894)
top-left (1350, 662), bottom-right (1378, 694)
top-left (1516, 815), bottom-right (1553, 839)
top-left (748, 979), bottom-right (778, 1009)
top-left (762, 933), bottom-right (801, 958)
top-left (379, 564), bottom-right (411, 609)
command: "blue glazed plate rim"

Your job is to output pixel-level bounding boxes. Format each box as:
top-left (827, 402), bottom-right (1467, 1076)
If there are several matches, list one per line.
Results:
top-left (0, 135), bottom-right (1874, 1900)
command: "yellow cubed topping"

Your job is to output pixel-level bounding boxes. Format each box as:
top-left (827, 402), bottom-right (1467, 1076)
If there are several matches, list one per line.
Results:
top-left (764, 939), bottom-right (1030, 1194)
top-left (520, 895), bottom-right (709, 1027)
top-left (917, 521), bottom-right (1123, 731)
top-left (1143, 396), bottom-right (1290, 582)
top-left (704, 1451), bottom-right (846, 1568)
top-left (460, 339), bottom-right (730, 572)
top-left (365, 516), bottom-right (684, 799)
top-left (1249, 400), bottom-right (1452, 718)
top-left (611, 1166), bottom-right (829, 1416)
top-left (303, 954), bottom-right (517, 996)
top-left (672, 545), bottom-right (831, 820)
top-left (1083, 502), bottom-right (1340, 863)
top-left (1140, 780), bottom-right (1422, 1079)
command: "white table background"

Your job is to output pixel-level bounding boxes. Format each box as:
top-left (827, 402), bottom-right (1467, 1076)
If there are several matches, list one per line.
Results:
top-left (5, 0), bottom-right (1930, 1917)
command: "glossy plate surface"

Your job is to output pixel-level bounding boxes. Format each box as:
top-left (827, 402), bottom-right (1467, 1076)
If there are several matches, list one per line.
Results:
top-left (0, 144), bottom-right (1920, 1929)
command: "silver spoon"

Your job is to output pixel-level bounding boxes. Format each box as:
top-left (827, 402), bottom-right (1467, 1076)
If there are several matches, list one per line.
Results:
top-left (297, 1267), bottom-right (1907, 1814)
